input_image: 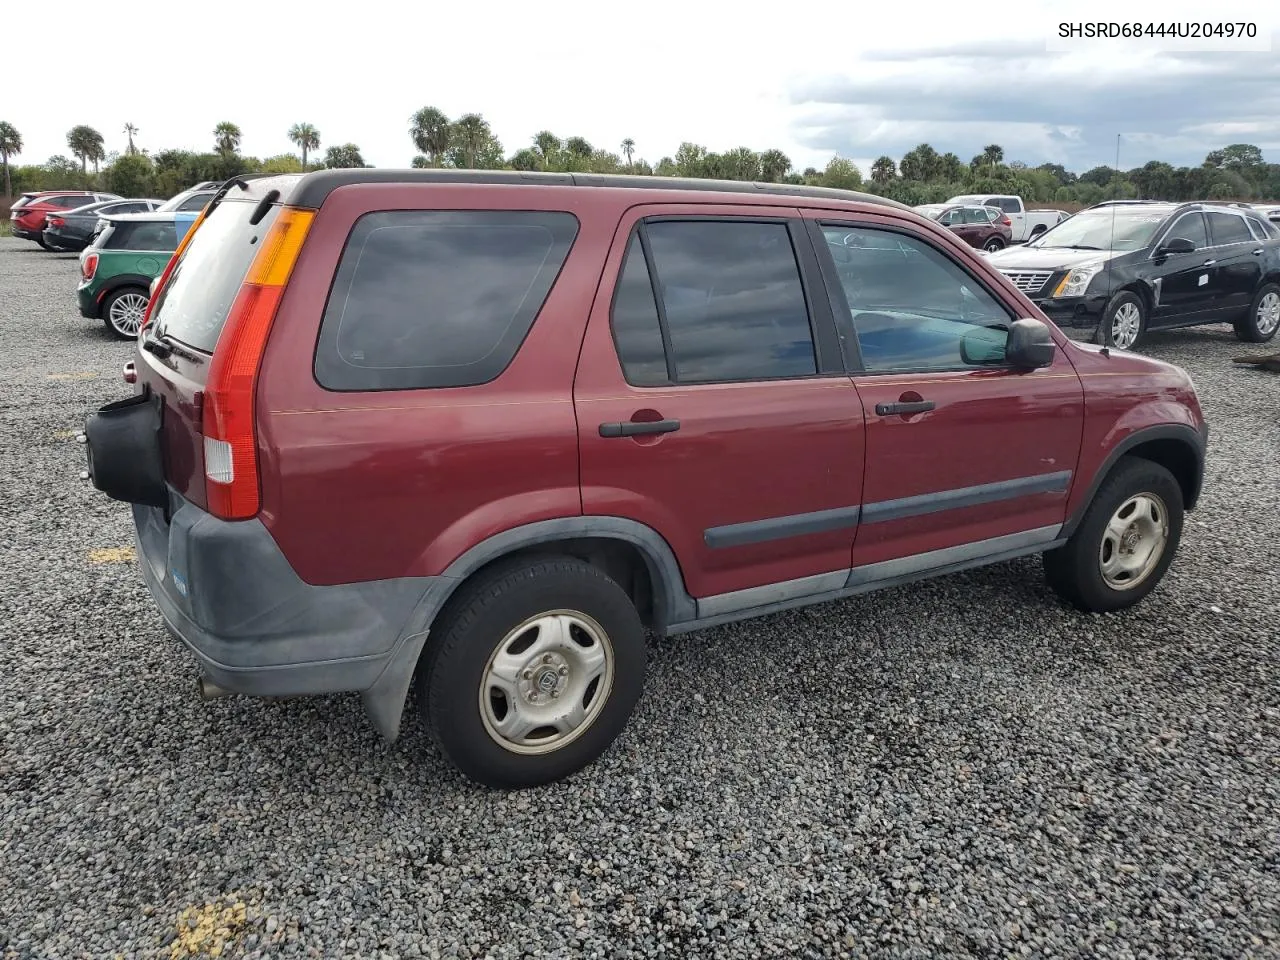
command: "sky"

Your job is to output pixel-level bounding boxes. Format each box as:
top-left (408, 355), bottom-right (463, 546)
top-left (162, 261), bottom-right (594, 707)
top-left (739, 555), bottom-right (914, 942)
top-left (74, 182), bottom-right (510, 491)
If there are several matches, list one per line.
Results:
top-left (13, 0), bottom-right (1280, 180)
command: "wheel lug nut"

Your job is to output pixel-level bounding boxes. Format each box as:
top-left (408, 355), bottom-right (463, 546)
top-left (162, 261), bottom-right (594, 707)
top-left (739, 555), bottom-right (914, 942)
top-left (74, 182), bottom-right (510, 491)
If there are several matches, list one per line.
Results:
top-left (542, 654), bottom-right (553, 664)
top-left (551, 690), bottom-right (560, 699)
top-left (557, 665), bottom-right (569, 676)
top-left (522, 669), bottom-right (532, 680)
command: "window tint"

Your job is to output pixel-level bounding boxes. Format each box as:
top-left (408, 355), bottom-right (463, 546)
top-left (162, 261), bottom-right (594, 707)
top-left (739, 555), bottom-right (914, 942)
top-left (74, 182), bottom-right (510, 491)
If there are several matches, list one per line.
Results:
top-left (1166, 212), bottom-right (1207, 248)
top-left (105, 220), bottom-right (179, 251)
top-left (642, 220), bottom-right (816, 383)
top-left (984, 207), bottom-right (1002, 222)
top-left (314, 210), bottom-right (579, 391)
top-left (963, 207), bottom-right (989, 224)
top-left (937, 208), bottom-right (960, 226)
top-left (1244, 216), bottom-right (1273, 240)
top-left (1207, 212), bottom-right (1252, 245)
top-left (49, 195), bottom-right (88, 209)
top-left (822, 225), bottom-right (1012, 372)
top-left (610, 235), bottom-right (669, 386)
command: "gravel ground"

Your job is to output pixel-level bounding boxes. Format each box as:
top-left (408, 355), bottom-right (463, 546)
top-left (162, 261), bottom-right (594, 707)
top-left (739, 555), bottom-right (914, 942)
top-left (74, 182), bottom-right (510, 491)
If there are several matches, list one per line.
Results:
top-left (1, 234), bottom-right (1278, 960)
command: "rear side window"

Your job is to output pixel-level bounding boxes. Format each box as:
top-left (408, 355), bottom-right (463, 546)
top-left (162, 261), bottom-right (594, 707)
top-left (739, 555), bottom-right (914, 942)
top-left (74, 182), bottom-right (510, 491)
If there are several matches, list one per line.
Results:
top-left (1244, 216), bottom-right (1274, 240)
top-left (177, 194), bottom-right (211, 212)
top-left (314, 210), bottom-right (579, 391)
top-left (610, 219), bottom-right (817, 385)
top-left (105, 221), bottom-right (178, 251)
top-left (151, 200), bottom-right (281, 353)
top-left (1206, 212), bottom-right (1252, 245)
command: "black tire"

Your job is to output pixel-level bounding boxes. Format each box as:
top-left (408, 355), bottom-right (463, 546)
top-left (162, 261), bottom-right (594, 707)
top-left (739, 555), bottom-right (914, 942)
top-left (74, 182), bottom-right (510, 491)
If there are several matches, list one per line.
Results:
top-left (36, 238), bottom-right (50, 251)
top-left (419, 556), bottom-right (647, 789)
top-left (100, 287), bottom-right (150, 340)
top-left (984, 236), bottom-right (1005, 252)
top-left (1093, 289), bottom-right (1146, 350)
top-left (1043, 456), bottom-right (1184, 613)
top-left (1232, 282), bottom-right (1280, 344)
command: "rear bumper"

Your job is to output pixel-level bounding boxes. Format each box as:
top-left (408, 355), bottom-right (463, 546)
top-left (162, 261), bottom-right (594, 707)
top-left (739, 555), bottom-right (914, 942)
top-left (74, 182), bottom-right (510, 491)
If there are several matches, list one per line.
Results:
top-left (44, 228), bottom-right (87, 251)
top-left (76, 284), bottom-right (98, 318)
top-left (133, 495), bottom-right (445, 700)
top-left (13, 225), bottom-right (44, 242)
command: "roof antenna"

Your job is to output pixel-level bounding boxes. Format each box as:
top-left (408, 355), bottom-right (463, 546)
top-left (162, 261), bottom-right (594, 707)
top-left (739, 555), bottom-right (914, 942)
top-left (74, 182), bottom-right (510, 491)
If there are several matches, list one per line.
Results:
top-left (1098, 133), bottom-right (1123, 356)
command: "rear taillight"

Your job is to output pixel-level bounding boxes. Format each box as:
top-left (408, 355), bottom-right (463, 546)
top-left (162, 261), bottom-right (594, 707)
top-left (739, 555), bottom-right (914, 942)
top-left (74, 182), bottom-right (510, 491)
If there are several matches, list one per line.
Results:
top-left (1000, 215), bottom-right (1012, 226)
top-left (48, 216), bottom-right (65, 227)
top-left (82, 253), bottom-right (98, 280)
top-left (201, 207), bottom-right (315, 520)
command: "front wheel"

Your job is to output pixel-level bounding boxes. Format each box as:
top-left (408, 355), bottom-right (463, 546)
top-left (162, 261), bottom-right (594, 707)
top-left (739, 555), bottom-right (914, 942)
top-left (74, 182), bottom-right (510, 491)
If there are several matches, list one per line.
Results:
top-left (1095, 290), bottom-right (1146, 351)
top-left (418, 557), bottom-right (647, 789)
top-left (1234, 282), bottom-right (1280, 343)
top-left (1043, 456), bottom-right (1184, 613)
top-left (101, 287), bottom-right (150, 340)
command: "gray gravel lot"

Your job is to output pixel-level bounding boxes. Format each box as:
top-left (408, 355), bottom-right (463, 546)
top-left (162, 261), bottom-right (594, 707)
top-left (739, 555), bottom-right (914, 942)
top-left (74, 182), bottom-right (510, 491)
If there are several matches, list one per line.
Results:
top-left (1, 234), bottom-right (1278, 959)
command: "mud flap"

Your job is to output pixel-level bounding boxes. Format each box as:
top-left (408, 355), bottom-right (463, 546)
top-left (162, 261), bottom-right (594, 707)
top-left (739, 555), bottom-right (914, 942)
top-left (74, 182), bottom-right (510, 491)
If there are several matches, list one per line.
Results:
top-left (83, 391), bottom-right (168, 508)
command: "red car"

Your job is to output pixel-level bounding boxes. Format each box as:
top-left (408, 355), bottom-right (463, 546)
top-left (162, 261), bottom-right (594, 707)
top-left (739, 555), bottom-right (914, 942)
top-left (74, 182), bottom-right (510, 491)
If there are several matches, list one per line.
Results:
top-left (10, 190), bottom-right (120, 248)
top-left (914, 203), bottom-right (1014, 252)
top-left (83, 171), bottom-right (1208, 789)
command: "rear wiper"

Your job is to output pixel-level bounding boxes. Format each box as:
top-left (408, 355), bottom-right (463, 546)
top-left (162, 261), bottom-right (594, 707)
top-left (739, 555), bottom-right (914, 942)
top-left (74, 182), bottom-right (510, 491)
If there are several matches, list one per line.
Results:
top-left (202, 176), bottom-right (252, 218)
top-left (141, 327), bottom-right (200, 363)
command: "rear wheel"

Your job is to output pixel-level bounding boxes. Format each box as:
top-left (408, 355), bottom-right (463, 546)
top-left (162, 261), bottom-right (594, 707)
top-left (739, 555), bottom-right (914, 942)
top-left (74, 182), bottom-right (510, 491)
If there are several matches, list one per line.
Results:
top-left (1043, 456), bottom-right (1184, 613)
top-left (1233, 283), bottom-right (1280, 343)
top-left (983, 236), bottom-right (1005, 252)
top-left (418, 557), bottom-right (647, 789)
top-left (101, 287), bottom-right (150, 340)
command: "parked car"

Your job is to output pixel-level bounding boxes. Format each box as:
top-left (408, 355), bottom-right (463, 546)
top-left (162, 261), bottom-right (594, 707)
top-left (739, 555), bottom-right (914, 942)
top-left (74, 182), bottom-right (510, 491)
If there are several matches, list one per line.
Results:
top-left (82, 170), bottom-right (1209, 790)
top-left (913, 203), bottom-right (1013, 251)
top-left (77, 212), bottom-right (182, 339)
top-left (985, 201), bottom-right (1280, 349)
top-left (156, 186), bottom-right (218, 213)
top-left (43, 197), bottom-right (165, 252)
top-left (1031, 208), bottom-right (1073, 228)
top-left (946, 194), bottom-right (1061, 243)
top-left (10, 190), bottom-right (120, 248)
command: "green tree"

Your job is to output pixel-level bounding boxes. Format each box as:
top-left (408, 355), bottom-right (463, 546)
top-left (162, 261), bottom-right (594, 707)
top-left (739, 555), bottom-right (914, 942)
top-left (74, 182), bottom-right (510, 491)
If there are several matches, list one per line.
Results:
top-left (759, 149), bottom-right (791, 182)
top-left (104, 153), bottom-right (153, 196)
top-left (324, 143), bottom-right (366, 168)
top-left (621, 138), bottom-right (636, 169)
top-left (1204, 143), bottom-right (1264, 173)
top-left (674, 142), bottom-right (708, 177)
top-left (533, 131), bottom-right (562, 170)
top-left (213, 122), bottom-right (242, 157)
top-left (411, 155), bottom-right (431, 169)
top-left (288, 123), bottom-right (321, 169)
top-left (870, 155), bottom-right (896, 185)
top-left (123, 123), bottom-right (139, 156)
top-left (980, 143), bottom-right (1004, 170)
top-left (820, 156), bottom-right (862, 190)
top-left (260, 154), bottom-right (306, 174)
top-left (510, 147), bottom-right (541, 171)
top-left (0, 121), bottom-right (22, 197)
top-left (899, 143), bottom-right (940, 182)
top-left (720, 147), bottom-right (761, 181)
top-left (447, 114), bottom-right (503, 169)
top-left (409, 107), bottom-right (451, 166)
top-left (67, 125), bottom-right (105, 174)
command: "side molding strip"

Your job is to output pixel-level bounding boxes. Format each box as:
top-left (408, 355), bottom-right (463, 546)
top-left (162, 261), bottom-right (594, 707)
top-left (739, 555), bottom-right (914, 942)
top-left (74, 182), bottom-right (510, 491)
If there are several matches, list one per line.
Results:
top-left (861, 471), bottom-right (1072, 525)
top-left (704, 505), bottom-right (861, 550)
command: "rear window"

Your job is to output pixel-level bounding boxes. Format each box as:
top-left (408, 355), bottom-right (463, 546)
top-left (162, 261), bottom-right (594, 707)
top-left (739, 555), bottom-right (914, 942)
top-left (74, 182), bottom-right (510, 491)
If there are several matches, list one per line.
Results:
top-left (314, 210), bottom-right (580, 391)
top-left (151, 200), bottom-right (281, 353)
top-left (104, 220), bottom-right (179, 252)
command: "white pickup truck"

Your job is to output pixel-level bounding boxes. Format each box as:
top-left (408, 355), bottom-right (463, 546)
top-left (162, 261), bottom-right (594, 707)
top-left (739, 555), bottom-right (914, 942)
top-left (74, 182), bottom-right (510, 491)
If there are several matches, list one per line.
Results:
top-left (946, 194), bottom-right (1062, 244)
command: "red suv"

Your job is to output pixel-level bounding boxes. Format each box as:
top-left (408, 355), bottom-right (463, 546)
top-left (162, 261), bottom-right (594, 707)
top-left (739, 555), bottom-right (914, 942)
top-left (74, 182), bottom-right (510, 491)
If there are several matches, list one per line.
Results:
top-left (11, 190), bottom-right (120, 248)
top-left (83, 171), bottom-right (1209, 789)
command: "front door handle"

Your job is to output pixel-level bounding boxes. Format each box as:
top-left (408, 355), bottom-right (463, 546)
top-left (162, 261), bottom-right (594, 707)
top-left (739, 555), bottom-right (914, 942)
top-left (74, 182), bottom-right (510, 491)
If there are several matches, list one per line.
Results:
top-left (1201, 259), bottom-right (1217, 266)
top-left (875, 400), bottom-right (935, 416)
top-left (1252, 248), bottom-right (1264, 256)
top-left (599, 418), bottom-right (681, 438)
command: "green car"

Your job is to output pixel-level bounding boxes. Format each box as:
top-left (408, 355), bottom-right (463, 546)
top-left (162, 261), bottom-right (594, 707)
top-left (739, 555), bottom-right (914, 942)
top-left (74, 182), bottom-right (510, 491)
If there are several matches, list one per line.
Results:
top-left (77, 213), bottom-right (181, 339)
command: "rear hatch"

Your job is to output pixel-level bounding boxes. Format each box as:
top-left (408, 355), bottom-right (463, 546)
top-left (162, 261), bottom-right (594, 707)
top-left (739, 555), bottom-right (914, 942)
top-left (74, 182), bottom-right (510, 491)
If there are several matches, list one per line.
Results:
top-left (136, 177), bottom-right (304, 511)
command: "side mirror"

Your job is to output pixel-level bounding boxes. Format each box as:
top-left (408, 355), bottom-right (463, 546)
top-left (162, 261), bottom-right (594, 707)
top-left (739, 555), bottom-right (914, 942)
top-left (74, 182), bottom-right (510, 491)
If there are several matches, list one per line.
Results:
top-left (1157, 236), bottom-right (1195, 256)
top-left (960, 325), bottom-right (1008, 365)
top-left (1005, 317), bottom-right (1056, 369)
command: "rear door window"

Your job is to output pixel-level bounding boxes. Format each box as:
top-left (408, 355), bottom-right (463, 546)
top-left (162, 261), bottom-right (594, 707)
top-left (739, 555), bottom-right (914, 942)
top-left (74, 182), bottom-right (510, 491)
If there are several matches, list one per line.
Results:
top-left (1206, 212), bottom-right (1252, 245)
top-left (151, 200), bottom-right (282, 353)
top-left (105, 221), bottom-right (179, 251)
top-left (314, 210), bottom-right (580, 391)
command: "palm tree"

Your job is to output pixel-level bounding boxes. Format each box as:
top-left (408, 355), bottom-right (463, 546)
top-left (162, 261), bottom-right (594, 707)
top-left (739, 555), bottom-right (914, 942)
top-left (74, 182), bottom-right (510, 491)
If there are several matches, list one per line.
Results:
top-left (450, 114), bottom-right (491, 169)
top-left (0, 121), bottom-right (22, 197)
top-left (409, 107), bottom-right (451, 166)
top-left (123, 123), bottom-right (139, 156)
top-left (533, 131), bottom-right (561, 170)
top-left (759, 148), bottom-right (791, 182)
top-left (565, 137), bottom-right (593, 160)
top-left (66, 125), bottom-right (105, 174)
top-left (870, 155), bottom-right (896, 186)
top-left (981, 143), bottom-right (1004, 171)
top-left (288, 122), bottom-right (321, 168)
top-left (213, 122), bottom-right (243, 157)
top-left (621, 138), bottom-right (636, 169)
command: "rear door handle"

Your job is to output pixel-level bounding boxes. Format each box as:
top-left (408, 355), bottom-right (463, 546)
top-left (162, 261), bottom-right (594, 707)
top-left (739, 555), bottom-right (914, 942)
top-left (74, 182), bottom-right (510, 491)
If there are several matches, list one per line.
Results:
top-left (599, 419), bottom-right (681, 438)
top-left (1201, 259), bottom-right (1217, 266)
top-left (1252, 249), bottom-right (1264, 256)
top-left (875, 401), bottom-right (935, 416)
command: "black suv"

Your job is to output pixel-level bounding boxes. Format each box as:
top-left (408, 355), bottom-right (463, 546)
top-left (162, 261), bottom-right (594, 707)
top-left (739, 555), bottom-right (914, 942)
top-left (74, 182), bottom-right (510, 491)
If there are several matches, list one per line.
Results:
top-left (985, 201), bottom-right (1280, 350)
